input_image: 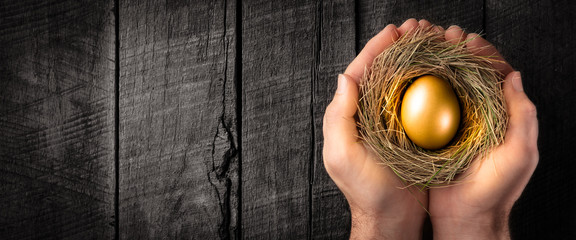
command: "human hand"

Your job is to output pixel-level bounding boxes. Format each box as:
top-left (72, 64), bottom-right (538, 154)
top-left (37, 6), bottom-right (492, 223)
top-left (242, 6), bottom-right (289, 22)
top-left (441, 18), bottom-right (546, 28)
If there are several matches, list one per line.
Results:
top-left (323, 19), bottom-right (434, 239)
top-left (429, 26), bottom-right (539, 240)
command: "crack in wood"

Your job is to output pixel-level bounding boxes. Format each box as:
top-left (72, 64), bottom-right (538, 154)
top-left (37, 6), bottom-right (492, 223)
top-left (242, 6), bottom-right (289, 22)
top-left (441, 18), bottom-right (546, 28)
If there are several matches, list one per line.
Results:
top-left (208, 115), bottom-right (237, 240)
top-left (207, 24), bottom-right (238, 238)
top-left (308, 1), bottom-right (323, 239)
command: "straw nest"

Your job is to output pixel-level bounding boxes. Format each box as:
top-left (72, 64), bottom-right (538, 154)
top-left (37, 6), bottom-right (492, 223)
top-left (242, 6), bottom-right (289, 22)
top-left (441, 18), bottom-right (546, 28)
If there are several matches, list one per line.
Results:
top-left (357, 26), bottom-right (508, 187)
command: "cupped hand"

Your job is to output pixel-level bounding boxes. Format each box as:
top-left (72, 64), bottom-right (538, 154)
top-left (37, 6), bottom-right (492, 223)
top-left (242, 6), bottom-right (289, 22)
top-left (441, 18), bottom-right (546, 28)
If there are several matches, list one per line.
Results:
top-left (429, 26), bottom-right (539, 240)
top-left (323, 19), bottom-right (434, 239)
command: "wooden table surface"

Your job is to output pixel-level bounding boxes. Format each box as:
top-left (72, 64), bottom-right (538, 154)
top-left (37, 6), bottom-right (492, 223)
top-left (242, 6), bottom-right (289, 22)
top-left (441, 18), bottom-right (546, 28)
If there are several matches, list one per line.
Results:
top-left (1, 0), bottom-right (575, 239)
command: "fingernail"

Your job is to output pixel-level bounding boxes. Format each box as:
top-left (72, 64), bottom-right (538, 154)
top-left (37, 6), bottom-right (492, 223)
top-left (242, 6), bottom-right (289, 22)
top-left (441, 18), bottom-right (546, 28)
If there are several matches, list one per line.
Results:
top-left (401, 18), bottom-right (416, 28)
top-left (430, 25), bottom-right (442, 33)
top-left (448, 25), bottom-right (459, 30)
top-left (337, 74), bottom-right (347, 94)
top-left (512, 71), bottom-right (523, 92)
top-left (380, 24), bottom-right (396, 35)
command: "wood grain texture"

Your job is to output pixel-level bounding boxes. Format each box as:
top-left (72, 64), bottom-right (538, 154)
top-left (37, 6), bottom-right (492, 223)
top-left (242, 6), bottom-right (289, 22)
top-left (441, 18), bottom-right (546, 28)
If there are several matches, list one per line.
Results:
top-left (0, 0), bottom-right (115, 238)
top-left (356, 0), bottom-right (484, 50)
top-left (311, 0), bottom-right (356, 239)
top-left (119, 0), bottom-right (238, 238)
top-left (2, 1), bottom-right (575, 239)
top-left (354, 1), bottom-right (485, 239)
top-left (485, 1), bottom-right (576, 239)
top-left (241, 0), bottom-right (316, 238)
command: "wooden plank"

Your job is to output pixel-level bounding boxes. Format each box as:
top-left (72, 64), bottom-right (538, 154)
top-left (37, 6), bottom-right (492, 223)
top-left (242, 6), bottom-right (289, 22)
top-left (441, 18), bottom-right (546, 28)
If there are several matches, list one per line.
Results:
top-left (352, 1), bottom-right (484, 239)
top-left (119, 0), bottom-right (239, 238)
top-left (357, 0), bottom-right (484, 49)
top-left (0, 0), bottom-right (115, 238)
top-left (241, 0), bottom-right (316, 238)
top-left (311, 0), bottom-right (356, 239)
top-left (485, 1), bottom-right (576, 239)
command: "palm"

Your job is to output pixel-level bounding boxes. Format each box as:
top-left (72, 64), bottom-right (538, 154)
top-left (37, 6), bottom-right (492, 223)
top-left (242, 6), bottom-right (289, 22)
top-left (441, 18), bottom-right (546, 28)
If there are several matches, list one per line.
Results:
top-left (430, 26), bottom-right (539, 224)
top-left (322, 19), bottom-right (429, 228)
top-left (332, 141), bottom-right (427, 216)
top-left (324, 19), bottom-right (538, 239)
top-left (430, 140), bottom-right (538, 219)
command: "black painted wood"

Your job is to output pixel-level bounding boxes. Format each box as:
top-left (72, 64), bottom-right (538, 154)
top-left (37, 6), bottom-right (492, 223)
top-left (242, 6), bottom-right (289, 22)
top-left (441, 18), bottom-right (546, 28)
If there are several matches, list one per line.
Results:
top-left (0, 0), bottom-right (115, 238)
top-left (241, 0), bottom-right (316, 238)
top-left (354, 1), bottom-right (485, 239)
top-left (357, 0), bottom-right (484, 48)
top-left (485, 0), bottom-right (576, 239)
top-left (311, 0), bottom-right (356, 239)
top-left (118, 0), bottom-right (238, 238)
top-left (1, 0), bottom-right (575, 239)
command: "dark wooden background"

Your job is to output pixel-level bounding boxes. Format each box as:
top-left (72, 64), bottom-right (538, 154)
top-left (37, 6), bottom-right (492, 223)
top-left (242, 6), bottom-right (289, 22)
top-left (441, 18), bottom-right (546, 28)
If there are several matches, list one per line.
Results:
top-left (1, 0), bottom-right (574, 239)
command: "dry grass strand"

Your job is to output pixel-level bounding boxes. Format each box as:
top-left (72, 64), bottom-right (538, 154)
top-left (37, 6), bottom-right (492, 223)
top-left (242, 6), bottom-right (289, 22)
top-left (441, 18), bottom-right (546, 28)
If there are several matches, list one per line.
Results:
top-left (357, 26), bottom-right (508, 187)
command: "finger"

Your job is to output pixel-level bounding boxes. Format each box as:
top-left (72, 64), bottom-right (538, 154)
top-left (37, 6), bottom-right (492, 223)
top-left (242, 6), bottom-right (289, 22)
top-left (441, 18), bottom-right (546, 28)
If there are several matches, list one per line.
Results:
top-left (419, 19), bottom-right (443, 33)
top-left (397, 18), bottom-right (419, 36)
top-left (323, 74), bottom-right (361, 150)
top-left (466, 33), bottom-right (514, 76)
top-left (445, 25), bottom-right (467, 45)
top-left (432, 25), bottom-right (444, 33)
top-left (502, 71), bottom-right (539, 154)
top-left (418, 19), bottom-right (432, 29)
top-left (345, 24), bottom-right (399, 82)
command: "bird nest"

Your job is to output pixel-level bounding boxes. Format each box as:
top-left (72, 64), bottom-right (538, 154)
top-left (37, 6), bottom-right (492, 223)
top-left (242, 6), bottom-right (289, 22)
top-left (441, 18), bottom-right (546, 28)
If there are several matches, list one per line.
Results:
top-left (357, 26), bottom-right (508, 187)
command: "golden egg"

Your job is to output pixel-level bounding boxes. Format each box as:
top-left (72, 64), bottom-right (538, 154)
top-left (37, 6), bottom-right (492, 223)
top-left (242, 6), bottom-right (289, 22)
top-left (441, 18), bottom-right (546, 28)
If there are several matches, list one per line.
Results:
top-left (400, 75), bottom-right (461, 150)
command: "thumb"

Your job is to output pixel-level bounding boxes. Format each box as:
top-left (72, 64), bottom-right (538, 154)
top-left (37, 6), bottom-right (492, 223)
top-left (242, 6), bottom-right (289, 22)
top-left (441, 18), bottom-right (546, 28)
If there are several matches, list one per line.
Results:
top-left (502, 71), bottom-right (539, 162)
top-left (323, 74), bottom-right (360, 145)
top-left (323, 74), bottom-right (362, 163)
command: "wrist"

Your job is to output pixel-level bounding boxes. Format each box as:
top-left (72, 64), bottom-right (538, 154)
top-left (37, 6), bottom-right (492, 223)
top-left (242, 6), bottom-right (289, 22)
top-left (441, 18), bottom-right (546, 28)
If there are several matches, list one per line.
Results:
top-left (431, 211), bottom-right (510, 240)
top-left (350, 208), bottom-right (426, 240)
